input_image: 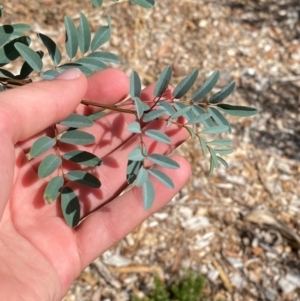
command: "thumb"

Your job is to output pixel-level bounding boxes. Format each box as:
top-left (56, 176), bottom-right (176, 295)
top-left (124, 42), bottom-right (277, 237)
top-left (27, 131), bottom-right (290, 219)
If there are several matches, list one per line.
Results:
top-left (0, 68), bottom-right (88, 144)
top-left (0, 68), bottom-right (87, 220)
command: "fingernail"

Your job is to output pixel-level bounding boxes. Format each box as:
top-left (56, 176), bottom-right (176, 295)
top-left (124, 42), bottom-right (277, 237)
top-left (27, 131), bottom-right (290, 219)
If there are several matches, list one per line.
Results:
top-left (56, 68), bottom-right (82, 80)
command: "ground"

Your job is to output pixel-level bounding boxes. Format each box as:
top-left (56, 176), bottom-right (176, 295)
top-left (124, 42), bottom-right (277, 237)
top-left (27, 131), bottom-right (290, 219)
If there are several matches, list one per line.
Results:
top-left (2, 0), bottom-right (300, 300)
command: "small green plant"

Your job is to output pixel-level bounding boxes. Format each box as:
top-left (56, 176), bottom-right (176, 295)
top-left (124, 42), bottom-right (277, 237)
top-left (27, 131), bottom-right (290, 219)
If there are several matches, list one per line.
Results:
top-left (133, 271), bottom-right (207, 301)
top-left (171, 271), bottom-right (206, 301)
top-left (0, 0), bottom-right (257, 227)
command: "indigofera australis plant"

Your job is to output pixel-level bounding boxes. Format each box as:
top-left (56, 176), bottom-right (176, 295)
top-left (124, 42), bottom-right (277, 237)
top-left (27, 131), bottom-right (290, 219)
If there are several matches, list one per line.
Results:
top-left (0, 0), bottom-right (257, 227)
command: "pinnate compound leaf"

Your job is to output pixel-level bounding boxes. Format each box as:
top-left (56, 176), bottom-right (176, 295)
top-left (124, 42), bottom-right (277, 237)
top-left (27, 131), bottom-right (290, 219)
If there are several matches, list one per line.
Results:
top-left (63, 150), bottom-right (102, 167)
top-left (87, 51), bottom-right (120, 64)
top-left (0, 36), bottom-right (31, 67)
top-left (209, 81), bottom-right (236, 104)
top-left (142, 178), bottom-right (155, 210)
top-left (91, 20), bottom-right (111, 51)
top-left (128, 146), bottom-right (145, 161)
top-left (216, 104), bottom-right (258, 117)
top-left (43, 176), bottom-right (64, 204)
top-left (38, 154), bottom-right (62, 178)
top-left (126, 160), bottom-right (143, 184)
top-left (127, 121), bottom-right (141, 133)
top-left (130, 0), bottom-right (155, 8)
top-left (133, 97), bottom-right (145, 119)
top-left (202, 125), bottom-right (229, 135)
top-left (78, 12), bottom-right (91, 54)
top-left (154, 65), bottom-right (172, 97)
top-left (41, 69), bottom-right (60, 80)
top-left (59, 130), bottom-right (95, 145)
top-left (191, 70), bottom-right (219, 101)
top-left (90, 0), bottom-right (103, 7)
top-left (135, 166), bottom-right (148, 186)
top-left (145, 129), bottom-right (171, 144)
top-left (14, 42), bottom-right (42, 72)
top-left (37, 33), bottom-right (62, 66)
top-left (27, 136), bottom-right (56, 159)
top-left (130, 70), bottom-right (141, 98)
top-left (208, 107), bottom-right (231, 133)
top-left (209, 139), bottom-right (232, 146)
top-left (61, 187), bottom-right (80, 227)
top-left (148, 154), bottom-right (179, 169)
top-left (217, 156), bottom-right (229, 168)
top-left (148, 168), bottom-right (174, 189)
top-left (60, 113), bottom-right (93, 128)
top-left (143, 109), bottom-right (165, 122)
top-left (66, 170), bottom-right (101, 188)
top-left (172, 68), bottom-right (198, 98)
top-left (64, 16), bottom-right (78, 59)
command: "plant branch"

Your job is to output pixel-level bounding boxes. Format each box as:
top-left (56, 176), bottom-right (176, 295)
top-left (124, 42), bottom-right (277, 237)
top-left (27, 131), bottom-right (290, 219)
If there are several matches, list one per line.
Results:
top-left (81, 99), bottom-right (137, 115)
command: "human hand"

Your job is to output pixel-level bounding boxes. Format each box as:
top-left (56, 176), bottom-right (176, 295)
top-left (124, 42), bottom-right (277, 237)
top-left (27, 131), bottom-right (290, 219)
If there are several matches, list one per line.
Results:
top-left (0, 68), bottom-right (191, 301)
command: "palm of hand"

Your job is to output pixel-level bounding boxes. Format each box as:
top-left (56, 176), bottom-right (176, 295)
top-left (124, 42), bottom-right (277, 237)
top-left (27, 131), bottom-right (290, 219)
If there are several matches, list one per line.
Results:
top-left (0, 69), bottom-right (190, 301)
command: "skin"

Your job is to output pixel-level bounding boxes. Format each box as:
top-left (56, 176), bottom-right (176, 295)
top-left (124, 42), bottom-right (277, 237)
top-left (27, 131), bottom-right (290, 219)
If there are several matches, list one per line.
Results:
top-left (0, 68), bottom-right (191, 301)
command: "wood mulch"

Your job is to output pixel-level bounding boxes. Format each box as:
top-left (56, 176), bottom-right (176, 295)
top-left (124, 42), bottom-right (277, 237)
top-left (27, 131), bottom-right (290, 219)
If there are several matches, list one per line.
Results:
top-left (2, 0), bottom-right (300, 300)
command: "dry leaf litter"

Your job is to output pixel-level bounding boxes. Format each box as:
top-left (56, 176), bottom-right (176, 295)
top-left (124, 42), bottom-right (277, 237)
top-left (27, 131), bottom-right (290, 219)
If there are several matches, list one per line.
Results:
top-left (2, 0), bottom-right (300, 300)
